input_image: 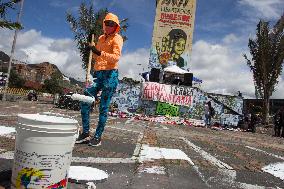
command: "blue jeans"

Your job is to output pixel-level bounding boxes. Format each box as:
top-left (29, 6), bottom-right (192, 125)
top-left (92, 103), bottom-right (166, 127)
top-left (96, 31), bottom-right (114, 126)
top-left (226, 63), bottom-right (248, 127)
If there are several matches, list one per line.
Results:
top-left (205, 114), bottom-right (211, 126)
top-left (81, 70), bottom-right (118, 138)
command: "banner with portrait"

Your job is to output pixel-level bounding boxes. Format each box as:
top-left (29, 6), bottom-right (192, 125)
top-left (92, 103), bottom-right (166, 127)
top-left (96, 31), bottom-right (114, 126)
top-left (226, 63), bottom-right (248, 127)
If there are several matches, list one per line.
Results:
top-left (149, 0), bottom-right (197, 71)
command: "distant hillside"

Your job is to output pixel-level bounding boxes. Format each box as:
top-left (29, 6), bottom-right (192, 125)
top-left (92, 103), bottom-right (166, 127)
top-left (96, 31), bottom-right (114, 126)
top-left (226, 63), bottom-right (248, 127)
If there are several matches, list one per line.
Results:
top-left (0, 50), bottom-right (83, 87)
top-left (69, 77), bottom-right (84, 87)
top-left (0, 51), bottom-right (10, 62)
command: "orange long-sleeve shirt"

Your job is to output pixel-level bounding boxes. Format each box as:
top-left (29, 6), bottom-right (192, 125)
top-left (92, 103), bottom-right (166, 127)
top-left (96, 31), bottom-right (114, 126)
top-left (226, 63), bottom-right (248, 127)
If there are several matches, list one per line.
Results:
top-left (93, 33), bottom-right (123, 71)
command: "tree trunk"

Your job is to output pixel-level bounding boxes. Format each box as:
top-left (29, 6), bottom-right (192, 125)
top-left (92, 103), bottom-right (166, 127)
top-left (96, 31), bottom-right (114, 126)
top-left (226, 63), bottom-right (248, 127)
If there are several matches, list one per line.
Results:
top-left (263, 97), bottom-right (270, 125)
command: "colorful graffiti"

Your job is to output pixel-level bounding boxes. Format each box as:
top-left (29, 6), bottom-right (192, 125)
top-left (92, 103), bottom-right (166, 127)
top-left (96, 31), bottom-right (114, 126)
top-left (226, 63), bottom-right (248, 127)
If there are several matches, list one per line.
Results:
top-left (112, 82), bottom-right (243, 126)
top-left (220, 114), bottom-right (241, 126)
top-left (156, 101), bottom-right (180, 116)
top-left (16, 167), bottom-right (44, 189)
top-left (111, 82), bottom-right (141, 113)
top-left (209, 94), bottom-right (243, 114)
top-left (141, 100), bottom-right (157, 115)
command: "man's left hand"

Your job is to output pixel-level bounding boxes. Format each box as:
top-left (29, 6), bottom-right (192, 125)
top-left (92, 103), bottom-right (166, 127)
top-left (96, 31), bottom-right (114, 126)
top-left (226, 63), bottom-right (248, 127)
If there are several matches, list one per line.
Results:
top-left (88, 43), bottom-right (101, 56)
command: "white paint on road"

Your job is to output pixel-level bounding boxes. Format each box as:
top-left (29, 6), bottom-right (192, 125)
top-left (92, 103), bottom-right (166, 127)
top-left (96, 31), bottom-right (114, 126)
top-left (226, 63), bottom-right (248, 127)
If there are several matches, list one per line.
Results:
top-left (262, 162), bottom-right (284, 181)
top-left (0, 126), bottom-right (16, 135)
top-left (181, 137), bottom-right (268, 189)
top-left (246, 146), bottom-right (284, 160)
top-left (69, 166), bottom-right (108, 181)
top-left (139, 144), bottom-right (194, 165)
top-left (132, 132), bottom-right (144, 158)
top-left (4, 105), bottom-right (19, 109)
top-left (181, 137), bottom-right (233, 169)
top-left (138, 166), bottom-right (166, 174)
top-left (72, 157), bottom-right (136, 164)
top-left (0, 150), bottom-right (136, 163)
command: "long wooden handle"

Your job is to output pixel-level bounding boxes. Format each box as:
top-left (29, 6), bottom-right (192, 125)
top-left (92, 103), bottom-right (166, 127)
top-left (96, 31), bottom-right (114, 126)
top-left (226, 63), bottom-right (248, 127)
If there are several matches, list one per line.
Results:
top-left (86, 34), bottom-right (94, 83)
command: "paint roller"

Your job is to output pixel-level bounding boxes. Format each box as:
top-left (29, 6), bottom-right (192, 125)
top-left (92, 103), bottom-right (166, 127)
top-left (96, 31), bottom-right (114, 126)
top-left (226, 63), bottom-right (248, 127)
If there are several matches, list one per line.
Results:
top-left (71, 93), bottom-right (95, 104)
top-left (71, 34), bottom-right (95, 104)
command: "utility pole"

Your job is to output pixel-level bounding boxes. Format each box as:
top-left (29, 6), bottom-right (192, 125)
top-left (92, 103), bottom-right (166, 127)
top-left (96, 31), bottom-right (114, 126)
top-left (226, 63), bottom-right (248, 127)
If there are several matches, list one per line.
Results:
top-left (2, 0), bottom-right (25, 101)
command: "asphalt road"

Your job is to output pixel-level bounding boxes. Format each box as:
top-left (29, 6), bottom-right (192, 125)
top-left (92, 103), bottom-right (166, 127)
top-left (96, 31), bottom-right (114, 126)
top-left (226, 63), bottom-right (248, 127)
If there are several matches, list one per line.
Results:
top-left (0, 101), bottom-right (283, 189)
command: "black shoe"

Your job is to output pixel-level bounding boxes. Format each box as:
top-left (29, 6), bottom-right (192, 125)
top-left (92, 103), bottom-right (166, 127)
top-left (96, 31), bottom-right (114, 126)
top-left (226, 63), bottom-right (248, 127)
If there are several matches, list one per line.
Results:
top-left (89, 137), bottom-right (101, 147)
top-left (75, 132), bottom-right (90, 144)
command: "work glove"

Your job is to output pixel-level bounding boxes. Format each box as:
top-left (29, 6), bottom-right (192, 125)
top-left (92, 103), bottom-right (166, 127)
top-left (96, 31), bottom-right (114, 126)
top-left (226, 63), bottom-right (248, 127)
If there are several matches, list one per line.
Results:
top-left (87, 43), bottom-right (101, 56)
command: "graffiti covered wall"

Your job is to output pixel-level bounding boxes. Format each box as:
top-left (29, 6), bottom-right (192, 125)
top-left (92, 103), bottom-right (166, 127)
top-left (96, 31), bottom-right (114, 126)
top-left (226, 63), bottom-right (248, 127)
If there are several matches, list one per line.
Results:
top-left (209, 93), bottom-right (243, 114)
top-left (112, 82), bottom-right (243, 126)
top-left (149, 0), bottom-right (197, 70)
top-left (141, 82), bottom-right (243, 125)
top-left (111, 82), bottom-right (141, 113)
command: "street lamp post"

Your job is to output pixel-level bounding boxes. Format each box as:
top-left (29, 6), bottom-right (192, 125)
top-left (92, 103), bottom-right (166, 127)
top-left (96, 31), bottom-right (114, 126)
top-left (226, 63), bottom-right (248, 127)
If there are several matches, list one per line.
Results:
top-left (2, 0), bottom-right (25, 101)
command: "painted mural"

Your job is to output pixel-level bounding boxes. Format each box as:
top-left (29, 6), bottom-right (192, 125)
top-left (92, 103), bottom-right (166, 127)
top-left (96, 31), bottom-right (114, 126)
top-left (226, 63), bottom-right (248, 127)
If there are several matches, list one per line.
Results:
top-left (149, 0), bottom-right (197, 70)
top-left (112, 82), bottom-right (243, 126)
top-left (111, 82), bottom-right (141, 113)
top-left (220, 114), bottom-right (241, 126)
top-left (156, 101), bottom-right (180, 116)
top-left (209, 94), bottom-right (243, 115)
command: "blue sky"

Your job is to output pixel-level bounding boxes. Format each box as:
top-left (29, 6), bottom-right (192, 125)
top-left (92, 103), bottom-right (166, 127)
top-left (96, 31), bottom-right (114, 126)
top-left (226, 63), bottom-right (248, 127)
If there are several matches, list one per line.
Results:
top-left (1, 0), bottom-right (284, 98)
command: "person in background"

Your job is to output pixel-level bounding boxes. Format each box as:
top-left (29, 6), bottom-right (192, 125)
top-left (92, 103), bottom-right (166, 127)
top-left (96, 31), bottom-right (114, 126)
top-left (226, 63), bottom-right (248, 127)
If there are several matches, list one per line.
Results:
top-left (204, 101), bottom-right (212, 127)
top-left (274, 109), bottom-right (282, 137)
top-left (281, 108), bottom-right (284, 138)
top-left (76, 12), bottom-right (123, 147)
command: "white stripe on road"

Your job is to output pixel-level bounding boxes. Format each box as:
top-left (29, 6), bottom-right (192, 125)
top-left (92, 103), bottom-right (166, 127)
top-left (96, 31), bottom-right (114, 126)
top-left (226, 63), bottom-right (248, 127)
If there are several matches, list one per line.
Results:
top-left (246, 146), bottom-right (284, 161)
top-left (181, 137), bottom-right (233, 170)
top-left (0, 150), bottom-right (137, 163)
top-left (72, 157), bottom-right (136, 164)
top-left (132, 132), bottom-right (144, 158)
top-left (181, 138), bottom-right (269, 189)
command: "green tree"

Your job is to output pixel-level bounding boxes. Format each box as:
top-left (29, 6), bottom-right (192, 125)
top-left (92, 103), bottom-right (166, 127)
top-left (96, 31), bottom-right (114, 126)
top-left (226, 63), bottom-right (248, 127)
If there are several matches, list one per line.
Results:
top-left (0, 0), bottom-right (22, 30)
top-left (66, 2), bottom-right (128, 70)
top-left (9, 69), bottom-right (24, 88)
top-left (43, 71), bottom-right (63, 94)
top-left (244, 14), bottom-right (284, 124)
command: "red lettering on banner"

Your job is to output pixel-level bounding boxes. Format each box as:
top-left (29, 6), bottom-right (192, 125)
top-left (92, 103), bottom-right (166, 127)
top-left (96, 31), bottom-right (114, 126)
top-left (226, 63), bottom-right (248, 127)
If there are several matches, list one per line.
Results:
top-left (159, 19), bottom-right (191, 26)
top-left (142, 83), bottom-right (192, 106)
top-left (182, 15), bottom-right (190, 22)
top-left (181, 96), bottom-right (186, 104)
top-left (160, 13), bottom-right (190, 23)
top-left (160, 84), bottom-right (166, 93)
top-left (143, 83), bottom-right (148, 91)
top-left (176, 96), bottom-right (181, 104)
top-left (159, 92), bottom-right (164, 102)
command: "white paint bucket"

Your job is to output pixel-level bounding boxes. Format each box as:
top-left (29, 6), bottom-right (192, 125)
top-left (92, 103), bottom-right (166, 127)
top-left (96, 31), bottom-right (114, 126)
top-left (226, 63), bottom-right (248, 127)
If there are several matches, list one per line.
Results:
top-left (11, 114), bottom-right (78, 189)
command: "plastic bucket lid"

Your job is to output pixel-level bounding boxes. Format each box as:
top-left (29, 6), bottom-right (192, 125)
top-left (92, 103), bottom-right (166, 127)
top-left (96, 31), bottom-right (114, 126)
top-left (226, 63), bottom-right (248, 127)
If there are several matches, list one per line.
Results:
top-left (17, 114), bottom-right (78, 133)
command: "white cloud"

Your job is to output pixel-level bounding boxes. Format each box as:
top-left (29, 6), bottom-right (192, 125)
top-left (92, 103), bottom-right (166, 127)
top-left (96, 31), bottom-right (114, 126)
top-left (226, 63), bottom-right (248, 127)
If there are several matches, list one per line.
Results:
top-left (222, 34), bottom-right (239, 44)
top-left (239, 0), bottom-right (283, 19)
top-left (1, 29), bottom-right (283, 99)
top-left (118, 48), bottom-right (149, 81)
top-left (0, 29), bottom-right (85, 81)
top-left (191, 39), bottom-right (284, 99)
